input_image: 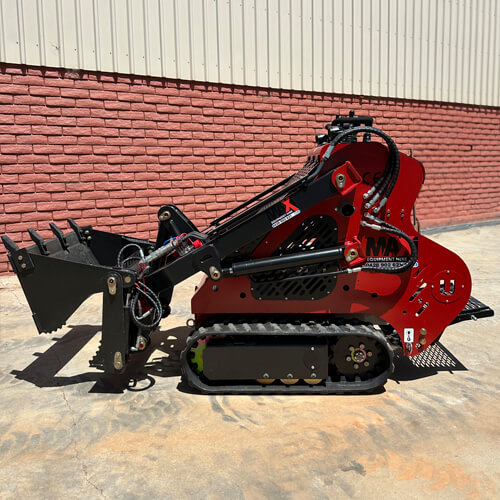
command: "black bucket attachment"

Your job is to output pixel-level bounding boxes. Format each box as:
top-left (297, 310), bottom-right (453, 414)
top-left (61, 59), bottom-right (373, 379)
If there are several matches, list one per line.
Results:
top-left (2, 219), bottom-right (155, 373)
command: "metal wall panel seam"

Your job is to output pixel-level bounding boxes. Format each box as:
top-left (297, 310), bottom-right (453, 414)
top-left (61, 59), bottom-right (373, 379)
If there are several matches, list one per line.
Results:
top-left (278, 0), bottom-right (283, 90)
top-left (479, 0), bottom-right (487, 104)
top-left (395, 0), bottom-right (399, 98)
top-left (322, 0), bottom-right (333, 94)
top-left (450, 0), bottom-right (458, 103)
top-left (433, 0), bottom-right (440, 102)
top-left (485, 0), bottom-right (494, 104)
top-left (173, 0), bottom-right (179, 79)
top-left (368, 0), bottom-right (373, 97)
top-left (202, 0), bottom-right (208, 82)
top-left (0, 0), bottom-right (5, 62)
top-left (36, 0), bottom-right (45, 66)
top-left (289, 0), bottom-right (292, 91)
top-left (386, 0), bottom-right (390, 98)
top-left (320, 0), bottom-right (324, 93)
top-left (266, 0), bottom-right (270, 88)
top-left (216, 0), bottom-right (221, 82)
top-left (158, 0), bottom-right (165, 77)
top-left (143, 0), bottom-right (150, 76)
top-left (110, 0), bottom-right (117, 73)
top-left (454, 0), bottom-right (462, 103)
top-left (228, 0), bottom-right (233, 83)
top-left (16, 0), bottom-right (26, 63)
top-left (92, 0), bottom-right (101, 71)
top-left (217, 0), bottom-right (232, 84)
top-left (188, 0), bottom-right (193, 81)
top-left (126, 0), bottom-right (133, 75)
top-left (462, 0), bottom-right (470, 103)
top-left (359, 0), bottom-right (363, 96)
top-left (378, 0), bottom-right (382, 98)
top-left (469, 0), bottom-right (477, 104)
top-left (493, 0), bottom-right (500, 106)
top-left (75, 0), bottom-right (82, 69)
top-left (409, 0), bottom-right (415, 99)
top-left (55, 0), bottom-right (63, 67)
top-left (241, 0), bottom-right (246, 85)
top-left (441, 0), bottom-right (447, 103)
top-left (300, 0), bottom-right (304, 90)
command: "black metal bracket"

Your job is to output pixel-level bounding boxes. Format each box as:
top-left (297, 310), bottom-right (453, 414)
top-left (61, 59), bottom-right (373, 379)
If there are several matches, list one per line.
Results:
top-left (90, 273), bottom-right (131, 374)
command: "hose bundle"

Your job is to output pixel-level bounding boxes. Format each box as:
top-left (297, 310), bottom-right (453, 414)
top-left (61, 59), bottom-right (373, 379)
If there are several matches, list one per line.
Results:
top-left (116, 243), bottom-right (163, 330)
top-left (320, 125), bottom-right (417, 275)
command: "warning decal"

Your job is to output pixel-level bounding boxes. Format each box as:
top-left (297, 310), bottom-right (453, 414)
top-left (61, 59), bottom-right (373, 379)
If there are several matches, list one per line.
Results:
top-left (270, 198), bottom-right (301, 228)
top-left (404, 328), bottom-right (414, 343)
top-left (271, 209), bottom-right (301, 228)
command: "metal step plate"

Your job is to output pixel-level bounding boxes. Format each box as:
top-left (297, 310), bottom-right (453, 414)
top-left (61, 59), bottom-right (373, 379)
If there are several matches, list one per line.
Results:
top-left (452, 296), bottom-right (494, 324)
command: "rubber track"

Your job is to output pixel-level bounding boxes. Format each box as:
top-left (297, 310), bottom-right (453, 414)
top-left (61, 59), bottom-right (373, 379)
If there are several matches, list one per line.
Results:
top-left (180, 319), bottom-right (394, 394)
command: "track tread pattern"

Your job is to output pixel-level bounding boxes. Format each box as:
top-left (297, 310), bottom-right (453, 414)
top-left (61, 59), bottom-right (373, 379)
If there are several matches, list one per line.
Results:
top-left (181, 318), bottom-right (394, 395)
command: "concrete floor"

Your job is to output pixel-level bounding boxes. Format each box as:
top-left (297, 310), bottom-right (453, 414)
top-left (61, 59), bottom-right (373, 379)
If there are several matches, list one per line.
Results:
top-left (0, 225), bottom-right (498, 500)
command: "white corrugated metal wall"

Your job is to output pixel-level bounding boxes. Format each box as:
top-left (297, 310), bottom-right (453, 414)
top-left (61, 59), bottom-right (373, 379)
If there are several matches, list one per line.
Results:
top-left (0, 0), bottom-right (498, 106)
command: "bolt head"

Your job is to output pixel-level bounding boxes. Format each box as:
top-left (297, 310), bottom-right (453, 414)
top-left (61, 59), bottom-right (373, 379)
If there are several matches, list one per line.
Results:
top-left (287, 373), bottom-right (293, 379)
top-left (353, 364), bottom-right (359, 369)
top-left (17, 255), bottom-right (23, 261)
top-left (124, 276), bottom-right (132, 284)
top-left (367, 351), bottom-right (373, 357)
top-left (21, 263), bottom-right (26, 269)
top-left (346, 356), bottom-right (351, 362)
top-left (364, 361), bottom-right (369, 367)
top-left (160, 210), bottom-right (171, 221)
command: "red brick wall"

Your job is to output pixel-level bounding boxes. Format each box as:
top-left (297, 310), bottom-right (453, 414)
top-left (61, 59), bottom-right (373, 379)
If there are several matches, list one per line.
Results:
top-left (1, 64), bottom-right (499, 274)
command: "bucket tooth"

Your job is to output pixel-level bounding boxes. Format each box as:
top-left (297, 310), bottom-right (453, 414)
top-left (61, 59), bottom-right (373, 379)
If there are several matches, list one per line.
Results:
top-left (1, 235), bottom-right (19, 254)
top-left (67, 217), bottom-right (84, 243)
top-left (49, 222), bottom-right (69, 250)
top-left (27, 228), bottom-right (49, 256)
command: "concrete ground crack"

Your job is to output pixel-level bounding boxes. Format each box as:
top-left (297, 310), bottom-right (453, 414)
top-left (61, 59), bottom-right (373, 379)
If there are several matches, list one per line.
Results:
top-left (60, 387), bottom-right (107, 499)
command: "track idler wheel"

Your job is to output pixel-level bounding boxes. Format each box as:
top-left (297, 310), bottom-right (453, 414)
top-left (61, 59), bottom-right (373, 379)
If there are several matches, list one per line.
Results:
top-left (304, 379), bottom-right (322, 385)
top-left (280, 378), bottom-right (299, 385)
top-left (256, 378), bottom-right (276, 385)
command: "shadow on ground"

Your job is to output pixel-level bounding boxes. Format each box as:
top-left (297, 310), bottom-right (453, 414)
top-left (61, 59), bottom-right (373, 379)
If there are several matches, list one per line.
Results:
top-left (391, 342), bottom-right (467, 383)
top-left (11, 323), bottom-right (468, 395)
top-left (11, 324), bottom-right (190, 394)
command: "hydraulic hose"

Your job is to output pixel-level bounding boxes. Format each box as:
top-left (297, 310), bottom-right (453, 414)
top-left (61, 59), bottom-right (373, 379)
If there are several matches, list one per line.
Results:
top-left (361, 215), bottom-right (418, 274)
top-left (311, 126), bottom-right (400, 214)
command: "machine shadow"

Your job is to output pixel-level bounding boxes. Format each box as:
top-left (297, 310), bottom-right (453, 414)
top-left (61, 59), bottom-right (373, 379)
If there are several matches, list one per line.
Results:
top-left (11, 325), bottom-right (467, 394)
top-left (11, 324), bottom-right (190, 394)
top-left (391, 342), bottom-right (467, 382)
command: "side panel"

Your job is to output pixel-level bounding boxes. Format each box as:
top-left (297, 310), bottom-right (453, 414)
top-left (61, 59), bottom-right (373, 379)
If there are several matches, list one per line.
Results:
top-left (192, 143), bottom-right (472, 357)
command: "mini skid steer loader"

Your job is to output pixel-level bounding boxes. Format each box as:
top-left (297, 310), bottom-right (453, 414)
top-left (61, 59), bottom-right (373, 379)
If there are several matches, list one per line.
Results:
top-left (2, 112), bottom-right (494, 394)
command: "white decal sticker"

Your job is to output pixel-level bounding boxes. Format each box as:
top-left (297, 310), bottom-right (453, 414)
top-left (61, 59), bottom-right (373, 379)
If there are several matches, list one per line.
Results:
top-left (270, 209), bottom-right (301, 228)
top-left (404, 328), bottom-right (414, 343)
